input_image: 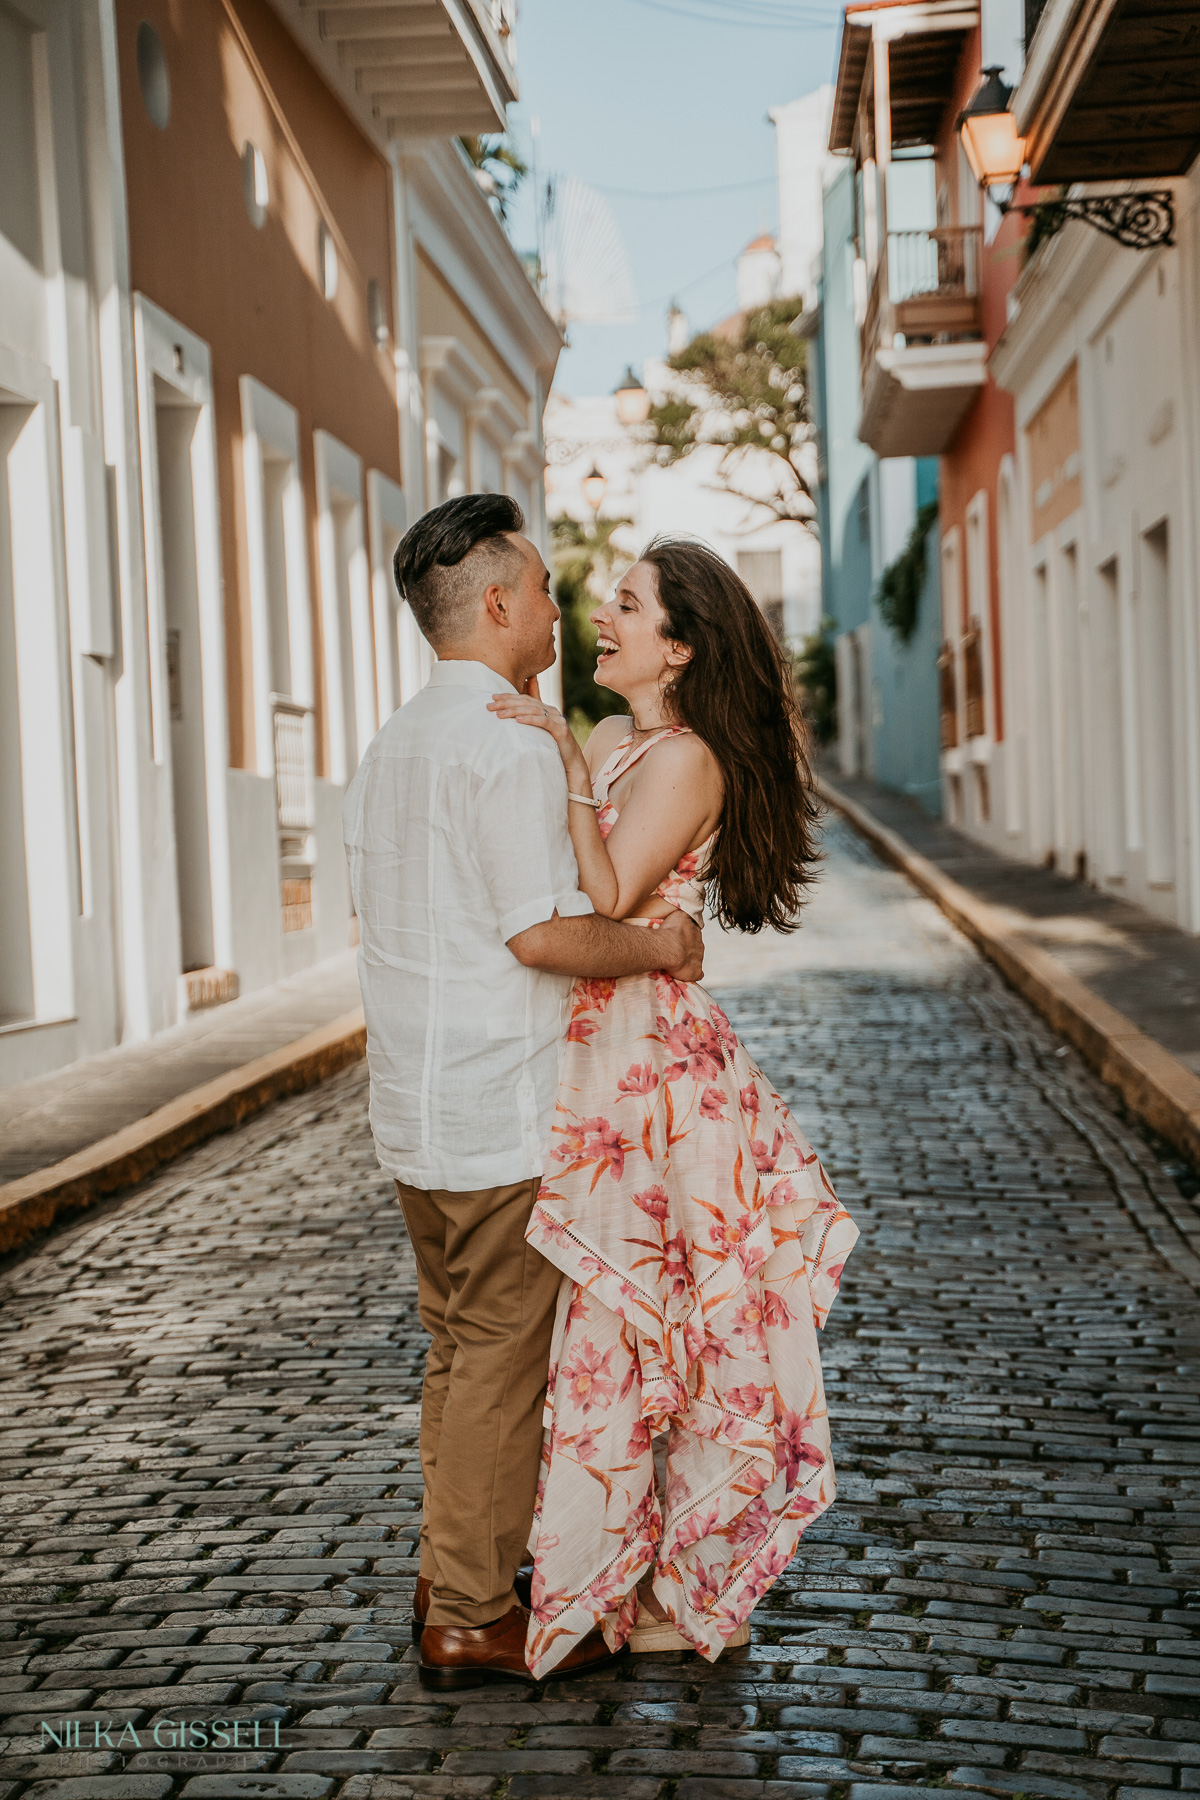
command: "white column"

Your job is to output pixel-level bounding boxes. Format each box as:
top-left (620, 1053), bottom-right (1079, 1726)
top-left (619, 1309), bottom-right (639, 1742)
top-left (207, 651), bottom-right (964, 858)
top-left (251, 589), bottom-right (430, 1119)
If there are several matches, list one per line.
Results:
top-left (390, 146), bottom-right (427, 520)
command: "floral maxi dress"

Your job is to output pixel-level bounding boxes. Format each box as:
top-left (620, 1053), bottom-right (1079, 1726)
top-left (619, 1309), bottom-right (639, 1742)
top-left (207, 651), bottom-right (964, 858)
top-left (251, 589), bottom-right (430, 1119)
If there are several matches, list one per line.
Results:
top-left (524, 726), bottom-right (859, 1677)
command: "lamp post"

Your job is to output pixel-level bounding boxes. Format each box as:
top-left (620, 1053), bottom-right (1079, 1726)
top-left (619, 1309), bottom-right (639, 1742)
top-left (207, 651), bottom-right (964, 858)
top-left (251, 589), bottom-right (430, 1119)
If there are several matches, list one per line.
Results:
top-left (581, 464), bottom-right (607, 519)
top-left (957, 65), bottom-right (1174, 250)
top-left (614, 366), bottom-right (651, 427)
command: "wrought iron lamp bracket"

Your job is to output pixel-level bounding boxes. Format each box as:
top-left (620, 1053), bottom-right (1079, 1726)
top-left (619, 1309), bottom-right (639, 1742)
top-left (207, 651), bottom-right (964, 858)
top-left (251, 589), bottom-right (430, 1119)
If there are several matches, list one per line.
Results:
top-left (1008, 189), bottom-right (1174, 251)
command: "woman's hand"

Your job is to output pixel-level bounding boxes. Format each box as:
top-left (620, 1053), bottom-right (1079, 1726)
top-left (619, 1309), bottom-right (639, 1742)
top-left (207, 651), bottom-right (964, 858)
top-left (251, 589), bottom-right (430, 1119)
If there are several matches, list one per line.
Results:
top-left (488, 680), bottom-right (589, 785)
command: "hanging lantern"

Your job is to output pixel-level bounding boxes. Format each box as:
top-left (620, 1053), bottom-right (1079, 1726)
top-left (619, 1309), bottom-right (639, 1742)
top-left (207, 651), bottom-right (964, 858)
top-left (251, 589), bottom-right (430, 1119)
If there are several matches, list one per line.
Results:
top-left (958, 67), bottom-right (1026, 190)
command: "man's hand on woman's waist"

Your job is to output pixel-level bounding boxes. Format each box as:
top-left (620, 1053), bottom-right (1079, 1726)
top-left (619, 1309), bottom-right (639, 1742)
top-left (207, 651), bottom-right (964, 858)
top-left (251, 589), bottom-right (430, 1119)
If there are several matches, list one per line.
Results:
top-left (509, 909), bottom-right (704, 984)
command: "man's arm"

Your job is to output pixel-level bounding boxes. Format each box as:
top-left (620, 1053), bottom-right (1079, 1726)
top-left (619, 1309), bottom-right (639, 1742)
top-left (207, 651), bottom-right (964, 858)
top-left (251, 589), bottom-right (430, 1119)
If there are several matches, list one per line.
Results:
top-left (509, 910), bottom-right (704, 982)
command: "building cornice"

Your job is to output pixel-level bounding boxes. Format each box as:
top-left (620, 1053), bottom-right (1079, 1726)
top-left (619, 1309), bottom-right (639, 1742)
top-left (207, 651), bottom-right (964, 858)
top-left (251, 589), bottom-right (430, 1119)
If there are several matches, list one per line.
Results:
top-left (420, 335), bottom-right (490, 409)
top-left (990, 216), bottom-right (1135, 412)
top-left (405, 141), bottom-right (563, 395)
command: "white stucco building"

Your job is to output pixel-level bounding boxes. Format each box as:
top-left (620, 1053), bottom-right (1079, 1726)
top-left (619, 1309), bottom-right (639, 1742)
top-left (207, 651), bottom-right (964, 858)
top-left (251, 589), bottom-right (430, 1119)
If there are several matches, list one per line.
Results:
top-left (990, 216), bottom-right (1199, 931)
top-left (0, 0), bottom-right (558, 1092)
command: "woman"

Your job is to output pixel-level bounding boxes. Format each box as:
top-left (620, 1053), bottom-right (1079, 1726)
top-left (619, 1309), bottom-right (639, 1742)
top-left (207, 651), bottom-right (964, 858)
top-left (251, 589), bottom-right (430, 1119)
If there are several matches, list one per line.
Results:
top-left (488, 538), bottom-right (858, 1677)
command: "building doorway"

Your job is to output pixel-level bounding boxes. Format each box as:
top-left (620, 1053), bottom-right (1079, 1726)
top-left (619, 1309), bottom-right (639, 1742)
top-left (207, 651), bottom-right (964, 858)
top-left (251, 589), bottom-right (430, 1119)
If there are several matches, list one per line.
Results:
top-left (1139, 520), bottom-right (1175, 888)
top-left (0, 381), bottom-right (77, 1037)
top-left (153, 385), bottom-right (213, 974)
top-left (135, 298), bottom-right (234, 1008)
top-left (0, 403), bottom-right (35, 1028)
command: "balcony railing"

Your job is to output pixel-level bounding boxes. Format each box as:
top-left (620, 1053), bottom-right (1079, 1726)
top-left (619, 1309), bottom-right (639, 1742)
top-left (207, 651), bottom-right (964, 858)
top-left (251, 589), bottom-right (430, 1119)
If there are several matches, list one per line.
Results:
top-left (859, 225), bottom-right (987, 457)
top-left (938, 644), bottom-right (959, 752)
top-left (887, 226), bottom-right (983, 342)
top-left (862, 226), bottom-right (983, 397)
top-left (963, 623), bottom-right (986, 739)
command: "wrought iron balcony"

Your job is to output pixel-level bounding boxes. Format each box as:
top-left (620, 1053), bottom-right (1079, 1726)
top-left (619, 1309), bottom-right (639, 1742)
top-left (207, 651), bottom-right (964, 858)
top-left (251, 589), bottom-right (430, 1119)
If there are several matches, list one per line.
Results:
top-left (859, 226), bottom-right (987, 459)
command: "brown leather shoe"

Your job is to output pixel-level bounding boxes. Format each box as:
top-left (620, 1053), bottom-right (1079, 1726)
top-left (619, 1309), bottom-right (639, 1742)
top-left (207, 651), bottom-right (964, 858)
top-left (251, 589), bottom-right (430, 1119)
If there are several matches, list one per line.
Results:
top-left (418, 1603), bottom-right (624, 1690)
top-left (410, 1567), bottom-right (534, 1644)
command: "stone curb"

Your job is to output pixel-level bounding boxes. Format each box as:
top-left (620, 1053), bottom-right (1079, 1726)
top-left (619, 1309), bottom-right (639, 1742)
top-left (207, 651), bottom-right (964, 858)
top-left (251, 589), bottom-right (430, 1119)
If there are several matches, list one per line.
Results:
top-left (818, 775), bottom-right (1200, 1170)
top-left (0, 1008), bottom-right (366, 1257)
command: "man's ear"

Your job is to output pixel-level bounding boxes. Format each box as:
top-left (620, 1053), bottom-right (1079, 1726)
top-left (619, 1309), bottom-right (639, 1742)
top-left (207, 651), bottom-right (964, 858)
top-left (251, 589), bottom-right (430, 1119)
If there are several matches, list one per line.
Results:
top-left (482, 582), bottom-right (510, 628)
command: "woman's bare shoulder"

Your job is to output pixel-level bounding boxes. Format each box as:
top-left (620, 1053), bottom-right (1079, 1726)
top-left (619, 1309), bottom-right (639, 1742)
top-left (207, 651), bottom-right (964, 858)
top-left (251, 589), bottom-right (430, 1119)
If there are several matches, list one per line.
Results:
top-left (647, 727), bottom-right (723, 777)
top-left (584, 713), bottom-right (632, 775)
top-left (643, 728), bottom-right (722, 787)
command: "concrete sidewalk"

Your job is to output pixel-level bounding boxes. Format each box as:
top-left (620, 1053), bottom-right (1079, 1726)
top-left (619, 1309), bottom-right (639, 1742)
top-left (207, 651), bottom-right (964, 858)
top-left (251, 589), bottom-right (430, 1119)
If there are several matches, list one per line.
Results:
top-left (0, 952), bottom-right (364, 1254)
top-left (822, 766), bottom-right (1200, 1170)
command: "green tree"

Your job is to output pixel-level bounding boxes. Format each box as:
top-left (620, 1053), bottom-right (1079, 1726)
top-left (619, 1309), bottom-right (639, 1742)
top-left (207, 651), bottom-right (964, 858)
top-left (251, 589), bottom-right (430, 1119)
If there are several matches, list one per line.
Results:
top-left (458, 135), bottom-right (528, 223)
top-left (551, 516), bottom-right (631, 737)
top-left (648, 296), bottom-right (815, 530)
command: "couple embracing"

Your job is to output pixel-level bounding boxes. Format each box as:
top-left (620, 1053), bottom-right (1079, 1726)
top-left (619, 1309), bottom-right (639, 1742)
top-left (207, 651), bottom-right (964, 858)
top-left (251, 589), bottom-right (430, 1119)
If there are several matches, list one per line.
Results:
top-left (343, 493), bottom-right (857, 1690)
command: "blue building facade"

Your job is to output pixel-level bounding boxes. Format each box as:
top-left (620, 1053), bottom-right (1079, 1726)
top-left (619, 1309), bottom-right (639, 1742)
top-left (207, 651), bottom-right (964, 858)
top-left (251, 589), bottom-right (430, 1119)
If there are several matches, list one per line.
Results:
top-left (811, 162), bottom-right (942, 816)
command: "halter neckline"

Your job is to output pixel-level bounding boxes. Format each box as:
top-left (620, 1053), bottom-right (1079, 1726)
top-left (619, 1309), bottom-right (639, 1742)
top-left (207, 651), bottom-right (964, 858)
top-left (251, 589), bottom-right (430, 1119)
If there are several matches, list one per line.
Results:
top-left (591, 724), bottom-right (709, 924)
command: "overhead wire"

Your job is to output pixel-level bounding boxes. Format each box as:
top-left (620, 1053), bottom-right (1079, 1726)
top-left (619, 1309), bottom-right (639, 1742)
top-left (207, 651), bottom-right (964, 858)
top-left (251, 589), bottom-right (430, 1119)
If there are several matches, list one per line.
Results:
top-left (637, 252), bottom-right (738, 314)
top-left (629, 0), bottom-right (841, 26)
top-left (596, 174), bottom-right (776, 200)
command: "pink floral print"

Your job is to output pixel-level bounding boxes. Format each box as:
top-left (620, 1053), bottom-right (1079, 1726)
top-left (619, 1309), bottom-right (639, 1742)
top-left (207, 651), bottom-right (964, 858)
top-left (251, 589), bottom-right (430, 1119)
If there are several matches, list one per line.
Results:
top-left (524, 727), bottom-right (858, 1678)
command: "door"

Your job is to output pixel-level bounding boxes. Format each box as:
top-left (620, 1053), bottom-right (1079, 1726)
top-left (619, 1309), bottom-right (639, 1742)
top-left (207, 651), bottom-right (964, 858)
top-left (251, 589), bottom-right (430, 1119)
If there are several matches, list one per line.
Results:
top-left (154, 385), bottom-right (213, 973)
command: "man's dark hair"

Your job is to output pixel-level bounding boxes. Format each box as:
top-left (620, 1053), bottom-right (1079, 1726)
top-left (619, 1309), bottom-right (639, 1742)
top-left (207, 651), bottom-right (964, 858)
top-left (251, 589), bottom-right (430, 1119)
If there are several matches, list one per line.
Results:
top-left (394, 493), bottom-right (526, 647)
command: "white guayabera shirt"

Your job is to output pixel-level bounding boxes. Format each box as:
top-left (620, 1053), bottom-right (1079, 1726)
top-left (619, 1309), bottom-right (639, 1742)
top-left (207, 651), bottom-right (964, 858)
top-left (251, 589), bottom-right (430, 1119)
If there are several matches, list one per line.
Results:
top-left (343, 659), bottom-right (594, 1192)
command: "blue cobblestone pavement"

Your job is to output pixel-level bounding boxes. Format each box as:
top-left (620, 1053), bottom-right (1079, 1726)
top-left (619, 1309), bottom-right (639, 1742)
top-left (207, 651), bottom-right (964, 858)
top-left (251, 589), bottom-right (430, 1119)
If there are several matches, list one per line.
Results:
top-left (0, 817), bottom-right (1197, 1800)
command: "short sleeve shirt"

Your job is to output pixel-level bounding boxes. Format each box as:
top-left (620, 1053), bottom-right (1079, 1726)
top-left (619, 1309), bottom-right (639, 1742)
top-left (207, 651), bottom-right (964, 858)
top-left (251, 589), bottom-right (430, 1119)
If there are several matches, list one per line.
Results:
top-left (342, 660), bottom-right (593, 1191)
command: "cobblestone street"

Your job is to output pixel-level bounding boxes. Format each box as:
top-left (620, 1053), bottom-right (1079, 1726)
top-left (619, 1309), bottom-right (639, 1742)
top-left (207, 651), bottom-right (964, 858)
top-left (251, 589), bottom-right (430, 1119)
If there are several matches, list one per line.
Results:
top-left (1, 816), bottom-right (1198, 1800)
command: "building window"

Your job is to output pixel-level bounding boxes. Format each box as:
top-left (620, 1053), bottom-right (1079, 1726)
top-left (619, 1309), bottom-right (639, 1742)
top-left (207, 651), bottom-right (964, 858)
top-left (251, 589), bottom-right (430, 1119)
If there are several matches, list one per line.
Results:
top-left (136, 22), bottom-right (170, 130)
top-left (963, 621), bottom-right (985, 738)
top-left (239, 377), bottom-right (316, 902)
top-left (314, 430), bottom-right (376, 787)
top-left (318, 221), bottom-right (338, 301)
top-left (368, 278), bottom-right (388, 348)
top-left (938, 642), bottom-right (959, 750)
top-left (737, 548), bottom-right (785, 641)
top-left (242, 142), bottom-right (268, 229)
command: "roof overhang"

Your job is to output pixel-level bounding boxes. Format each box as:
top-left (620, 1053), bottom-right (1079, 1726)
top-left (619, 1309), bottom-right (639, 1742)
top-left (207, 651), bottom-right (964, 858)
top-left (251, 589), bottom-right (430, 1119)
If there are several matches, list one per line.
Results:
top-left (830, 0), bottom-right (979, 155)
top-left (266, 0), bottom-right (518, 149)
top-left (1014, 0), bottom-right (1200, 182)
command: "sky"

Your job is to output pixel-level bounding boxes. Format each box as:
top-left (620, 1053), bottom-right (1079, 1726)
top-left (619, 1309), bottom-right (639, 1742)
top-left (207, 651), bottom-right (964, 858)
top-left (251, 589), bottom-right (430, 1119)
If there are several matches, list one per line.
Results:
top-left (504, 0), bottom-right (845, 399)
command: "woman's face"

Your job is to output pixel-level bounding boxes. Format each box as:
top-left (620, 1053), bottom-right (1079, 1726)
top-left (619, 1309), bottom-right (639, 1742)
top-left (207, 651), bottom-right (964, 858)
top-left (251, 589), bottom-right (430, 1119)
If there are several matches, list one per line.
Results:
top-left (590, 560), bottom-right (687, 698)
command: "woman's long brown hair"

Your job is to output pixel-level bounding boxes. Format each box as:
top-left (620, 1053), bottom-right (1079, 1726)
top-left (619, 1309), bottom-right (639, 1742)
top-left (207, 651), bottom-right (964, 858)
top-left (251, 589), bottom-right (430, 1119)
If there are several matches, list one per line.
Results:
top-left (641, 537), bottom-right (820, 934)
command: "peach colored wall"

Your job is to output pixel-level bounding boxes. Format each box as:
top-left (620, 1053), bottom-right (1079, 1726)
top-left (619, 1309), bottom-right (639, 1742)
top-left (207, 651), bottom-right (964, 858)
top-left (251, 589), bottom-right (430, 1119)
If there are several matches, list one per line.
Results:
top-left (1027, 362), bottom-right (1081, 540)
top-left (118, 0), bottom-right (402, 774)
top-left (933, 28), bottom-right (1022, 743)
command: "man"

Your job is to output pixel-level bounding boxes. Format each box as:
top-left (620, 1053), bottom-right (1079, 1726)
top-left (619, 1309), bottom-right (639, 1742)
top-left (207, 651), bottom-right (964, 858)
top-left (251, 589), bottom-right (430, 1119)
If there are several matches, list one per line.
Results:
top-left (343, 494), bottom-right (704, 1690)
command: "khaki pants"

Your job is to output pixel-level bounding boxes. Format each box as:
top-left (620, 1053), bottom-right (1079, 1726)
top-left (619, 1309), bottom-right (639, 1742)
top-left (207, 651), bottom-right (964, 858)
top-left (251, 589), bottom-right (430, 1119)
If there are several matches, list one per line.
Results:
top-left (395, 1177), bottom-right (561, 1629)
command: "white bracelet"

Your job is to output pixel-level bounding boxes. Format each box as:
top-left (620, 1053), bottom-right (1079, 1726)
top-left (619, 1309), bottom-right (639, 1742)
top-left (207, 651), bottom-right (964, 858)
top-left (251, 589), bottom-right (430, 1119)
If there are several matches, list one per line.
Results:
top-left (568, 792), bottom-right (600, 807)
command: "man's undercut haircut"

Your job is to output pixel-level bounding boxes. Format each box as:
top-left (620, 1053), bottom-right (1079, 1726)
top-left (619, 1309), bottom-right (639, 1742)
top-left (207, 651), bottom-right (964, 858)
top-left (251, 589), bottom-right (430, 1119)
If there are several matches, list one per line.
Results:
top-left (394, 493), bottom-right (527, 647)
